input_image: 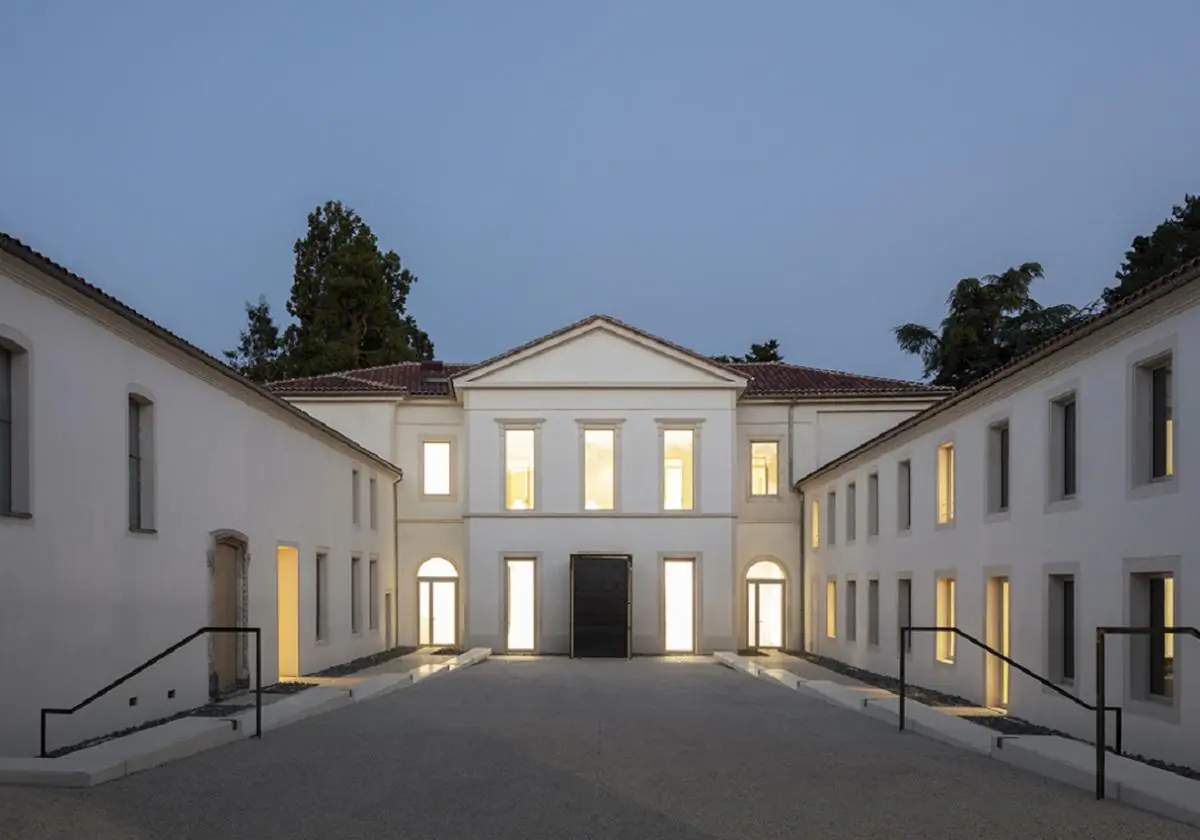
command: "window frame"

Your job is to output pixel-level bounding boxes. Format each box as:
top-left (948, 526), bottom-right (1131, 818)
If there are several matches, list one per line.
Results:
top-left (897, 458), bottom-right (912, 534)
top-left (748, 438), bottom-right (782, 499)
top-left (350, 554), bottom-right (363, 635)
top-left (986, 418), bottom-right (1011, 518)
top-left (935, 440), bottom-right (956, 527)
top-left (1045, 564), bottom-right (1079, 687)
top-left (1127, 338), bottom-right (1179, 500)
top-left (845, 577), bottom-right (858, 642)
top-left (499, 421), bottom-right (543, 512)
top-left (127, 390), bottom-right (156, 533)
top-left (368, 556), bottom-right (380, 632)
top-left (1123, 556), bottom-right (1182, 722)
top-left (826, 490), bottom-right (837, 546)
top-left (825, 577), bottom-right (837, 639)
top-left (1046, 380), bottom-right (1082, 511)
top-left (935, 573), bottom-right (957, 664)
top-left (578, 420), bottom-right (623, 513)
top-left (845, 481), bottom-right (857, 543)
top-left (351, 468), bottom-right (361, 526)
top-left (810, 497), bottom-right (821, 549)
top-left (418, 436), bottom-right (457, 500)
top-left (315, 551), bottom-right (329, 643)
top-left (0, 328), bottom-right (32, 519)
top-left (658, 420), bottom-right (702, 513)
top-left (866, 577), bottom-right (880, 647)
top-left (897, 575), bottom-right (913, 655)
top-left (866, 471), bottom-right (879, 538)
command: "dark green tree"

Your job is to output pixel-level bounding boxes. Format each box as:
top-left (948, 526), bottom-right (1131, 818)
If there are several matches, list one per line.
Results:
top-left (227, 201), bottom-right (435, 382)
top-left (224, 295), bottom-right (283, 382)
top-left (714, 339), bottom-right (784, 363)
top-left (894, 263), bottom-right (1086, 389)
top-left (1102, 194), bottom-right (1200, 307)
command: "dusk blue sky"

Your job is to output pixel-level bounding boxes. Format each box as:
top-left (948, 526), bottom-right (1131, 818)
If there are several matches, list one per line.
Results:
top-left (2, 1), bottom-right (1197, 379)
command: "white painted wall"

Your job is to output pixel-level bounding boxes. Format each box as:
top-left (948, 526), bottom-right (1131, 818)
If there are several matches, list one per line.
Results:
top-left (802, 284), bottom-right (1200, 768)
top-left (0, 259), bottom-right (396, 757)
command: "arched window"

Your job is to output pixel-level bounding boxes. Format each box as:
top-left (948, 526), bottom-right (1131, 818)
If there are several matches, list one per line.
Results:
top-left (418, 556), bottom-right (458, 578)
top-left (747, 559), bottom-right (785, 580)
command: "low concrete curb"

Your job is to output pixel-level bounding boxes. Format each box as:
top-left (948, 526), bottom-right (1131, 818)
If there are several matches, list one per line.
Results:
top-left (717, 651), bottom-right (1200, 828)
top-left (1, 646), bottom-right (494, 788)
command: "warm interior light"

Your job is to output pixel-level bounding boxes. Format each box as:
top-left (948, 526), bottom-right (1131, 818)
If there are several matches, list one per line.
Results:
top-left (664, 560), bottom-right (694, 652)
top-left (423, 441), bottom-right (452, 495)
top-left (507, 560), bottom-right (536, 651)
top-left (584, 428), bottom-right (615, 510)
top-left (505, 429), bottom-right (536, 510)
top-left (276, 545), bottom-right (300, 679)
top-left (662, 429), bottom-right (694, 510)
top-left (750, 442), bottom-right (778, 495)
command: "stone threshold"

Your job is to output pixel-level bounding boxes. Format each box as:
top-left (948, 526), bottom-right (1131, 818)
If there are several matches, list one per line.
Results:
top-left (715, 651), bottom-right (1200, 830)
top-left (0, 647), bottom-right (491, 789)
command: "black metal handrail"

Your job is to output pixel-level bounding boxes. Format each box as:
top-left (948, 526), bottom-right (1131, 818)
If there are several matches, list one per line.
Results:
top-left (899, 625), bottom-right (1123, 755)
top-left (1095, 626), bottom-right (1199, 801)
top-left (40, 626), bottom-right (262, 757)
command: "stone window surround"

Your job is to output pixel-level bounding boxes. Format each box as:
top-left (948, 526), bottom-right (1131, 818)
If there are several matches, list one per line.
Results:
top-left (1126, 334), bottom-right (1179, 501)
top-left (418, 434), bottom-right (460, 502)
top-left (497, 419), bottom-right (544, 513)
top-left (576, 419), bottom-right (625, 513)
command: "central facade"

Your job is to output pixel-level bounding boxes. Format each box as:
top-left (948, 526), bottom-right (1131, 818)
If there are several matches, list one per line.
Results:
top-left (272, 315), bottom-right (947, 654)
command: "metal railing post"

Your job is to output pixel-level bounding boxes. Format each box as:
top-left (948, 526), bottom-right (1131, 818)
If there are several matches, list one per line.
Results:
top-left (1096, 628), bottom-right (1106, 800)
top-left (898, 626), bottom-right (907, 732)
top-left (39, 710), bottom-right (48, 758)
top-left (255, 628), bottom-right (263, 739)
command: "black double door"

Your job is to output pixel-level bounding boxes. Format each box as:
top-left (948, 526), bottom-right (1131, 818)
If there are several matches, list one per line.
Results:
top-left (570, 554), bottom-right (632, 658)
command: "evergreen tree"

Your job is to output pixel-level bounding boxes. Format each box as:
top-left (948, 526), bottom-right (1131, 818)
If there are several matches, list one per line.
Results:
top-left (1102, 194), bottom-right (1200, 306)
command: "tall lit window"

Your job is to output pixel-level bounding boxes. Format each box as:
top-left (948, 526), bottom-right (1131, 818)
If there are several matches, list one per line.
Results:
top-left (422, 441), bottom-right (452, 496)
top-left (583, 428), bottom-right (615, 510)
top-left (662, 429), bottom-right (694, 510)
top-left (810, 498), bottom-right (820, 548)
top-left (936, 442), bottom-right (955, 524)
top-left (1150, 574), bottom-right (1175, 698)
top-left (936, 576), bottom-right (956, 662)
top-left (825, 579), bottom-right (837, 638)
top-left (750, 441), bottom-right (778, 496)
top-left (505, 429), bottom-right (536, 510)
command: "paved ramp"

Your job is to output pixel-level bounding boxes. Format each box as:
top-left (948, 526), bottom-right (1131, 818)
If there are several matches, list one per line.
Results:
top-left (0, 657), bottom-right (1189, 839)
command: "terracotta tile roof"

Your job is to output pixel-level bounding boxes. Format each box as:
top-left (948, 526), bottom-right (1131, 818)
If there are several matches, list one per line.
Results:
top-left (798, 255), bottom-right (1200, 487)
top-left (268, 318), bottom-right (950, 400)
top-left (0, 232), bottom-right (402, 477)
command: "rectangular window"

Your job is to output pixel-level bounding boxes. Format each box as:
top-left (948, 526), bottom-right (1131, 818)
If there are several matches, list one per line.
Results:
top-left (351, 469), bottom-right (361, 525)
top-left (368, 558), bottom-right (379, 631)
top-left (316, 552), bottom-right (328, 642)
top-left (936, 576), bottom-right (956, 662)
top-left (936, 442), bottom-right (955, 524)
top-left (0, 349), bottom-right (11, 513)
top-left (750, 441), bottom-right (779, 496)
top-left (867, 579), bottom-right (880, 646)
top-left (810, 498), bottom-right (821, 548)
top-left (825, 579), bottom-right (837, 639)
top-left (846, 482), bottom-right (857, 542)
top-left (866, 472), bottom-right (879, 536)
top-left (422, 441), bottom-right (452, 496)
top-left (897, 460), bottom-right (912, 531)
top-left (988, 422), bottom-right (1010, 514)
top-left (127, 396), bottom-right (152, 530)
top-left (845, 579), bottom-right (857, 642)
top-left (369, 477), bottom-right (378, 529)
top-left (351, 556), bottom-right (362, 634)
top-left (504, 429), bottom-right (536, 510)
top-left (583, 428), bottom-right (615, 510)
top-left (1149, 574), bottom-right (1175, 698)
top-left (898, 577), bottom-right (912, 652)
top-left (1050, 395), bottom-right (1078, 500)
top-left (1151, 362), bottom-right (1174, 480)
top-left (662, 428), bottom-right (695, 511)
top-left (826, 491), bottom-right (837, 545)
top-left (1048, 574), bottom-right (1075, 683)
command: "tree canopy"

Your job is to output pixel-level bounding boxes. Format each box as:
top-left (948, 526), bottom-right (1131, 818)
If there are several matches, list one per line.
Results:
top-left (714, 339), bottom-right (784, 364)
top-left (1101, 194), bottom-right (1200, 307)
top-left (893, 263), bottom-right (1088, 389)
top-left (225, 201), bottom-right (434, 382)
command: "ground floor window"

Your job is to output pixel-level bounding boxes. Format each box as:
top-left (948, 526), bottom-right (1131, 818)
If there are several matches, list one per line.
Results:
top-left (935, 575), bottom-right (956, 663)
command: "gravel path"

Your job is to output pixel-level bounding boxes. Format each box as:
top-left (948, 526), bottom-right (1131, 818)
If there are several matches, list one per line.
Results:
top-left (0, 658), bottom-right (1191, 839)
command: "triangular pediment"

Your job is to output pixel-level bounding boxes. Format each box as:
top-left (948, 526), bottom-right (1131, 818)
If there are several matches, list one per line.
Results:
top-left (453, 317), bottom-right (747, 390)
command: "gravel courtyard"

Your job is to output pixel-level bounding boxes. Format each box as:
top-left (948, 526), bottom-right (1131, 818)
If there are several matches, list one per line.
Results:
top-left (0, 657), bottom-right (1189, 839)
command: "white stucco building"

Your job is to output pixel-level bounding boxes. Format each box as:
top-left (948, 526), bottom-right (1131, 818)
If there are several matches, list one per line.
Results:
top-left (270, 316), bottom-right (948, 657)
top-left (798, 257), bottom-right (1200, 768)
top-left (0, 235), bottom-right (400, 757)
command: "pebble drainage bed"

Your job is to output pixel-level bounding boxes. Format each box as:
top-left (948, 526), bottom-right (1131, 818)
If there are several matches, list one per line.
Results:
top-left (306, 645), bottom-right (419, 678)
top-left (789, 650), bottom-right (1200, 781)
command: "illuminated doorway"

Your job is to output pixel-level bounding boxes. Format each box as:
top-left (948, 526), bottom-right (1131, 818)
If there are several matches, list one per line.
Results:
top-left (747, 559), bottom-right (785, 649)
top-left (663, 558), bottom-right (695, 653)
top-left (417, 557), bottom-right (458, 646)
top-left (506, 558), bottom-right (537, 652)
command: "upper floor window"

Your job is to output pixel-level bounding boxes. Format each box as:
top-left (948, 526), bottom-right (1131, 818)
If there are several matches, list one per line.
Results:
top-left (422, 440), bottom-right (452, 497)
top-left (128, 394), bottom-right (155, 531)
top-left (0, 337), bottom-right (31, 517)
top-left (936, 442), bottom-right (955, 525)
top-left (750, 441), bottom-right (779, 496)
top-left (662, 428), bottom-right (694, 511)
top-left (504, 428), bottom-right (536, 510)
top-left (351, 468), bottom-right (361, 525)
top-left (826, 490), bottom-right (837, 546)
top-left (845, 481), bottom-right (857, 542)
top-left (1050, 393), bottom-right (1077, 501)
top-left (987, 422), bottom-right (1010, 514)
top-left (866, 472), bottom-right (879, 536)
top-left (897, 459), bottom-right (912, 532)
top-left (369, 476), bottom-right (378, 529)
top-left (1133, 356), bottom-right (1175, 484)
top-left (583, 427), bottom-right (616, 510)
top-left (810, 497), bottom-right (821, 548)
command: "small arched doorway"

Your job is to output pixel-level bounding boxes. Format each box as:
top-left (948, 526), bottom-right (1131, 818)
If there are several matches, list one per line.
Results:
top-left (746, 558), bottom-right (785, 650)
top-left (209, 530), bottom-right (250, 697)
top-left (418, 557), bottom-right (458, 646)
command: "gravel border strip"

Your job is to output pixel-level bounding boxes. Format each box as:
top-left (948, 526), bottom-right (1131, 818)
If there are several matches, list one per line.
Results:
top-left (306, 645), bottom-right (419, 678)
top-left (788, 650), bottom-right (1200, 781)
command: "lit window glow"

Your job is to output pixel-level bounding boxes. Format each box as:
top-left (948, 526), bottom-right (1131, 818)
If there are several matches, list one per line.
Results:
top-left (936, 576), bottom-right (956, 662)
top-left (936, 442), bottom-right (956, 524)
top-left (584, 428), bottom-right (615, 510)
top-left (750, 441), bottom-right (778, 495)
top-left (505, 429), bottom-right (535, 510)
top-left (423, 441), bottom-right (451, 496)
top-left (662, 429), bottom-right (694, 510)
